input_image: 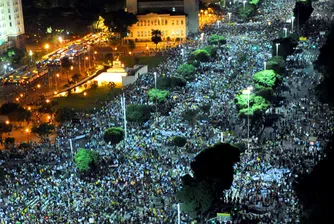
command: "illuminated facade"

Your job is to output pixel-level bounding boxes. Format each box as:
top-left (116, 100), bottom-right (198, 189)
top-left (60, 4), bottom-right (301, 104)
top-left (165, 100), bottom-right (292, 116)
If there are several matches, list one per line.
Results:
top-left (126, 13), bottom-right (187, 41)
top-left (0, 0), bottom-right (25, 53)
top-left (126, 0), bottom-right (199, 35)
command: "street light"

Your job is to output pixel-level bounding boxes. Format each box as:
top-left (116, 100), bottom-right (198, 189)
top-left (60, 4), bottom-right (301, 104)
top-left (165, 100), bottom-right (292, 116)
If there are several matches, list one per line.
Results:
top-left (45, 43), bottom-right (50, 53)
top-left (58, 36), bottom-right (63, 45)
top-left (29, 50), bottom-right (33, 62)
top-left (283, 27), bottom-right (287, 38)
top-left (5, 120), bottom-right (9, 125)
top-left (264, 61), bottom-right (266, 70)
top-left (291, 16), bottom-right (295, 32)
top-left (243, 0), bottom-right (247, 9)
top-left (242, 86), bottom-right (253, 151)
top-left (154, 72), bottom-right (157, 89)
top-left (228, 12), bottom-right (232, 23)
top-left (275, 43), bottom-right (280, 56)
top-left (25, 128), bottom-right (29, 142)
top-left (37, 84), bottom-right (41, 88)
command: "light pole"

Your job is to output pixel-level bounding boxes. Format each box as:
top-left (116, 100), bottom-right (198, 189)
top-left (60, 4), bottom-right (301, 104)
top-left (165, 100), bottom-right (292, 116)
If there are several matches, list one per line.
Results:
top-left (45, 43), bottom-right (50, 54)
top-left (120, 94), bottom-right (127, 144)
top-left (291, 16), bottom-right (295, 33)
top-left (58, 36), bottom-right (63, 46)
top-left (275, 43), bottom-right (280, 56)
top-left (243, 0), bottom-right (246, 9)
top-left (177, 203), bottom-right (181, 224)
top-left (242, 86), bottom-right (253, 151)
top-left (216, 20), bottom-right (221, 29)
top-left (283, 27), bottom-right (287, 38)
top-left (264, 61), bottom-right (266, 70)
top-left (200, 33), bottom-right (204, 46)
top-left (154, 72), bottom-right (157, 89)
top-left (3, 65), bottom-right (7, 74)
top-left (228, 12), bottom-right (232, 23)
top-left (181, 49), bottom-right (185, 62)
top-left (25, 128), bottom-right (30, 142)
top-left (29, 50), bottom-right (33, 63)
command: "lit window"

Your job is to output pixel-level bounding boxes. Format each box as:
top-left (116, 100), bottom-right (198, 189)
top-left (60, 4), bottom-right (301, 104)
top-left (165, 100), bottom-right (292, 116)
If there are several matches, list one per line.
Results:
top-left (172, 7), bottom-right (175, 12)
top-left (176, 20), bottom-right (179, 25)
top-left (181, 30), bottom-right (184, 36)
top-left (137, 31), bottom-right (140, 37)
top-left (181, 20), bottom-right (184, 25)
top-left (165, 20), bottom-right (168, 25)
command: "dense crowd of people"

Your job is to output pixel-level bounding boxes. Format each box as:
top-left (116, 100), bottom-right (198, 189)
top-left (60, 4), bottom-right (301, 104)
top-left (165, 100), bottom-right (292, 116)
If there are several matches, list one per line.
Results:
top-left (1, 0), bottom-right (334, 223)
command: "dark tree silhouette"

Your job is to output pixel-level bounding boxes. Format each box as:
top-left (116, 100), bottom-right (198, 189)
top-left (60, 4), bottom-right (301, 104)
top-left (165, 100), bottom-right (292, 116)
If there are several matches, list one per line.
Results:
top-left (151, 29), bottom-right (162, 50)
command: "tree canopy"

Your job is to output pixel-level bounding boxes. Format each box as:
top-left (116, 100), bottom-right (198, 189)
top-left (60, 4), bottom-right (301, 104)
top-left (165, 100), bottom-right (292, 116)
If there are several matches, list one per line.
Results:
top-left (31, 123), bottom-right (55, 140)
top-left (156, 77), bottom-right (187, 89)
top-left (267, 56), bottom-right (285, 75)
top-left (74, 148), bottom-right (99, 172)
top-left (202, 46), bottom-right (217, 58)
top-left (103, 127), bottom-right (124, 145)
top-left (190, 50), bottom-right (210, 62)
top-left (151, 29), bottom-right (162, 49)
top-left (103, 9), bottom-right (138, 38)
top-left (55, 108), bottom-right (77, 123)
top-left (207, 34), bottom-right (226, 45)
top-left (148, 88), bottom-right (170, 103)
top-left (235, 93), bottom-right (270, 117)
top-left (126, 104), bottom-right (152, 123)
top-left (253, 70), bottom-right (279, 90)
top-left (177, 63), bottom-right (196, 81)
top-left (173, 136), bottom-right (187, 147)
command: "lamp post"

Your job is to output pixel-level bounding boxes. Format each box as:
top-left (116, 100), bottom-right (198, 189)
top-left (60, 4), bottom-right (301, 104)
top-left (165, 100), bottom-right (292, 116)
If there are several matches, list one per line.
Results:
top-left (264, 61), bottom-right (266, 70)
top-left (243, 0), bottom-right (247, 9)
top-left (275, 43), bottom-right (280, 56)
top-left (58, 36), bottom-right (63, 46)
top-left (177, 203), bottom-right (181, 224)
top-left (216, 20), bottom-right (221, 29)
top-left (283, 27), bottom-right (287, 38)
top-left (242, 86), bottom-right (253, 151)
top-left (29, 50), bottom-right (33, 63)
top-left (200, 33), bottom-right (204, 46)
top-left (120, 94), bottom-right (127, 146)
top-left (228, 12), bottom-right (232, 23)
top-left (45, 43), bottom-right (50, 54)
top-left (291, 16), bottom-right (295, 33)
top-left (25, 128), bottom-right (29, 142)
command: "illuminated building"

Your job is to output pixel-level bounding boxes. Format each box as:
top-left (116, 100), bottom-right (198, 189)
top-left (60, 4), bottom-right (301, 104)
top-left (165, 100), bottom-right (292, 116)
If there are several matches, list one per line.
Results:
top-left (0, 0), bottom-right (25, 53)
top-left (126, 0), bottom-right (199, 37)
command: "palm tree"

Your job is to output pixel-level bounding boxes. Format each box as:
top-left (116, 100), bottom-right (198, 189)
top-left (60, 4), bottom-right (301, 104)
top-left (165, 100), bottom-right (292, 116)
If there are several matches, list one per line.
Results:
top-left (151, 29), bottom-right (162, 50)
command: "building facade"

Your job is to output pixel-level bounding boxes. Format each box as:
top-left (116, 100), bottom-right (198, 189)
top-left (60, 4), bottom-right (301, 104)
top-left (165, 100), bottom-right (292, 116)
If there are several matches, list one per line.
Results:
top-left (126, 13), bottom-right (187, 41)
top-left (126, 0), bottom-right (199, 37)
top-left (0, 0), bottom-right (25, 53)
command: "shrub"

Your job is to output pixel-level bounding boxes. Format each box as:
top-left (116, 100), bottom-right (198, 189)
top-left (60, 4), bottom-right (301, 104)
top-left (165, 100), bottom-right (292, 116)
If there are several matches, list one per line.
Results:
top-left (202, 46), bottom-right (217, 58)
top-left (126, 104), bottom-right (152, 123)
top-left (103, 127), bottom-right (124, 145)
top-left (190, 49), bottom-right (210, 62)
top-left (207, 34), bottom-right (227, 45)
top-left (148, 89), bottom-right (170, 103)
top-left (177, 63), bottom-right (196, 81)
top-left (173, 136), bottom-right (187, 147)
top-left (74, 148), bottom-right (99, 172)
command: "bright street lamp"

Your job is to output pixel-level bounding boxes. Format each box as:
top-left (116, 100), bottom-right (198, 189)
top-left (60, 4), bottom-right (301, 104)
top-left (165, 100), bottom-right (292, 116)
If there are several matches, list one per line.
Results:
top-left (29, 50), bottom-right (33, 62)
top-left (275, 43), bottom-right (280, 56)
top-left (291, 16), bottom-right (295, 32)
top-left (243, 0), bottom-right (247, 9)
top-left (283, 27), bottom-right (287, 38)
top-left (58, 36), bottom-right (63, 44)
top-left (228, 12), bottom-right (232, 23)
top-left (45, 43), bottom-right (50, 53)
top-left (242, 86), bottom-right (253, 151)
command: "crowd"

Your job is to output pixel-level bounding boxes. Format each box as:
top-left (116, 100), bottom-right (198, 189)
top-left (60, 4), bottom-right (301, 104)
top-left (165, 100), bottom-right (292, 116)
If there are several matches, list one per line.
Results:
top-left (1, 0), bottom-right (334, 223)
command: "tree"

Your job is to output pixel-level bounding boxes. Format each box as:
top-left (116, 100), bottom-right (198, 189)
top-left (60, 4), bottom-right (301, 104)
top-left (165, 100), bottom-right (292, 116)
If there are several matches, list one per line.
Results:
top-left (237, 4), bottom-right (257, 21)
top-left (190, 49), bottom-right (210, 62)
top-left (202, 46), bottom-right (217, 58)
top-left (191, 143), bottom-right (240, 191)
top-left (103, 127), bottom-right (124, 145)
top-left (55, 108), bottom-right (77, 123)
top-left (74, 148), bottom-right (99, 172)
top-left (156, 77), bottom-right (186, 89)
top-left (235, 93), bottom-right (270, 117)
top-left (293, 0), bottom-right (314, 28)
top-left (38, 100), bottom-right (57, 115)
top-left (151, 29), bottom-right (162, 50)
top-left (31, 123), bottom-right (55, 141)
top-left (173, 136), bottom-right (187, 147)
top-left (0, 102), bottom-right (19, 114)
top-left (126, 104), bottom-right (152, 123)
top-left (19, 142), bottom-right (31, 150)
top-left (4, 137), bottom-right (15, 148)
top-left (182, 109), bottom-right (198, 131)
top-left (148, 89), bottom-right (170, 103)
top-left (128, 39), bottom-right (136, 51)
top-left (199, 103), bottom-right (211, 114)
top-left (176, 178), bottom-right (214, 219)
top-left (71, 73), bottom-right (82, 83)
top-left (177, 63), bottom-right (196, 81)
top-left (16, 107), bottom-right (32, 126)
top-left (253, 70), bottom-right (279, 90)
top-left (207, 34), bottom-right (226, 45)
top-left (267, 56), bottom-right (285, 75)
top-left (315, 24), bottom-right (334, 105)
top-left (6, 47), bottom-right (25, 64)
top-left (103, 9), bottom-right (138, 38)
top-left (0, 123), bottom-right (12, 139)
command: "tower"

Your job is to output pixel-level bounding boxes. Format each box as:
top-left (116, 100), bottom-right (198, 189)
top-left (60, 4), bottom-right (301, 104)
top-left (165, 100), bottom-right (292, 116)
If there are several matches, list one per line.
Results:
top-left (184, 0), bottom-right (199, 34)
top-left (126, 0), bottom-right (138, 14)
